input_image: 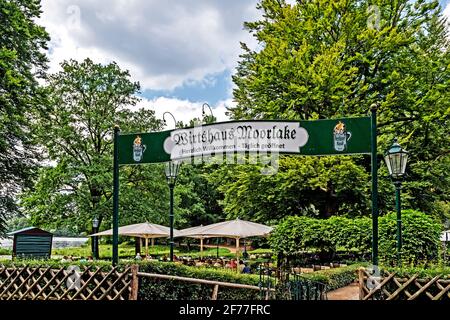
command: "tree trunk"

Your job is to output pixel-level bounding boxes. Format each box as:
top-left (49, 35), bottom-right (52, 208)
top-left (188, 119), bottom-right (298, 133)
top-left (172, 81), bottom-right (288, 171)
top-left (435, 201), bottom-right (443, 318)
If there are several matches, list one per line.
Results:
top-left (135, 237), bottom-right (141, 255)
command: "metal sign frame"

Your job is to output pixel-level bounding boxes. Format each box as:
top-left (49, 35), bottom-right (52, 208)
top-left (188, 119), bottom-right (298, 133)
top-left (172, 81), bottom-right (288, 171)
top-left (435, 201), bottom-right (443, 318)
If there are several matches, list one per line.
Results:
top-left (111, 108), bottom-right (379, 266)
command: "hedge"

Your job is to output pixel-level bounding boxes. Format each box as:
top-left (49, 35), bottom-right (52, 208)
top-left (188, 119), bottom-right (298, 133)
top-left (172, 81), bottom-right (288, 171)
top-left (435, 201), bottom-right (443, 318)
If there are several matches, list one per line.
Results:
top-left (0, 258), bottom-right (366, 298)
top-left (270, 210), bottom-right (442, 266)
top-left (135, 261), bottom-right (264, 300)
top-left (381, 265), bottom-right (450, 279)
top-left (300, 264), bottom-right (364, 292)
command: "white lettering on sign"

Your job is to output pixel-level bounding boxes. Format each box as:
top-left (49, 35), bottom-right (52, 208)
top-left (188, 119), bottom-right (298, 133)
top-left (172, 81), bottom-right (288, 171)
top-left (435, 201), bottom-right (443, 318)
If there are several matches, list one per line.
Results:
top-left (163, 122), bottom-right (309, 160)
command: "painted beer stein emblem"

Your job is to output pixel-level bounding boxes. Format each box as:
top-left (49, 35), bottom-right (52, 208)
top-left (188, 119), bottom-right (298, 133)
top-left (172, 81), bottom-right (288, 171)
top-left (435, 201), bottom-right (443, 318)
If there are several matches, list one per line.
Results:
top-left (133, 135), bottom-right (146, 162)
top-left (333, 121), bottom-right (351, 152)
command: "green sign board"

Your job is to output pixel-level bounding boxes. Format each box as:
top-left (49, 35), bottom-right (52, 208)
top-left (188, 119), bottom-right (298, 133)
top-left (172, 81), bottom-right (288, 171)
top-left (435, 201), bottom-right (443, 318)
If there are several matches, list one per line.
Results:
top-left (117, 117), bottom-right (371, 165)
top-left (111, 112), bottom-right (380, 267)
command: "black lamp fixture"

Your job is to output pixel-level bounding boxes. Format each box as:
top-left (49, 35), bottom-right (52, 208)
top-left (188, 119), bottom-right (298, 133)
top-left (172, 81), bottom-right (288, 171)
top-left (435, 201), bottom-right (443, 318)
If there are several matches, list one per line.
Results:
top-left (163, 111), bottom-right (177, 129)
top-left (92, 217), bottom-right (100, 229)
top-left (201, 103), bottom-right (214, 123)
top-left (202, 103), bottom-right (213, 117)
top-left (384, 138), bottom-right (408, 180)
top-left (92, 216), bottom-right (100, 260)
top-left (165, 161), bottom-right (181, 187)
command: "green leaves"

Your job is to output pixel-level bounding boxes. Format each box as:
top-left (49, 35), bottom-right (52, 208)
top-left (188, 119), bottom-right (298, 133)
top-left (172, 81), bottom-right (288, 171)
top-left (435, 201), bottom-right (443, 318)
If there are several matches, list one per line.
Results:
top-left (230, 0), bottom-right (450, 221)
top-left (22, 58), bottom-right (223, 234)
top-left (206, 155), bottom-right (370, 222)
top-left (379, 209), bottom-right (442, 266)
top-left (22, 58), bottom-right (163, 233)
top-left (0, 0), bottom-right (50, 233)
top-left (269, 210), bottom-right (441, 266)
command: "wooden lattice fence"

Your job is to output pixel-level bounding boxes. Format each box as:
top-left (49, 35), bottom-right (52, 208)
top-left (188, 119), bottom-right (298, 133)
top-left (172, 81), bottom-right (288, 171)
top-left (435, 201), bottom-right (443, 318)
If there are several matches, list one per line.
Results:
top-left (358, 268), bottom-right (450, 300)
top-left (0, 264), bottom-right (138, 300)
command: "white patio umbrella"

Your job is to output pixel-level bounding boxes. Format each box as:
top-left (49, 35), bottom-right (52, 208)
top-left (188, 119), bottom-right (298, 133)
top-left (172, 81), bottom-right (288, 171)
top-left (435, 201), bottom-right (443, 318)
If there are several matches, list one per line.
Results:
top-left (90, 222), bottom-right (180, 256)
top-left (176, 218), bottom-right (273, 271)
top-left (176, 225), bottom-right (207, 255)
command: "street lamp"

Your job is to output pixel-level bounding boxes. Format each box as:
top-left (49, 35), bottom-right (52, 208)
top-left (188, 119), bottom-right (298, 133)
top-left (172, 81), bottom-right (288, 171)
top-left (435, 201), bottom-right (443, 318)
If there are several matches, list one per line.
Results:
top-left (165, 161), bottom-right (181, 261)
top-left (163, 111), bottom-right (177, 129)
top-left (384, 137), bottom-right (408, 265)
top-left (202, 103), bottom-right (214, 120)
top-left (216, 238), bottom-right (220, 259)
top-left (444, 220), bottom-right (450, 264)
top-left (92, 216), bottom-right (100, 260)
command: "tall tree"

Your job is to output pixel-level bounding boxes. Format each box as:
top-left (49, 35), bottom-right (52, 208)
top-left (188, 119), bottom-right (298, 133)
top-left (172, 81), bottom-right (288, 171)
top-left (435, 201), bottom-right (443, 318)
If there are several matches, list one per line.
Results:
top-left (0, 0), bottom-right (49, 233)
top-left (22, 58), bottom-right (163, 233)
top-left (224, 0), bottom-right (450, 220)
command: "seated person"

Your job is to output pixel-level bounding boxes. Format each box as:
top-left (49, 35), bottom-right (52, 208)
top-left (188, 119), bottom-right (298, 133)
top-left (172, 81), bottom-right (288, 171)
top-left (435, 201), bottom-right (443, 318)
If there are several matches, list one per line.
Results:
top-left (229, 259), bottom-right (237, 269)
top-left (239, 260), bottom-right (245, 272)
top-left (242, 264), bottom-right (251, 274)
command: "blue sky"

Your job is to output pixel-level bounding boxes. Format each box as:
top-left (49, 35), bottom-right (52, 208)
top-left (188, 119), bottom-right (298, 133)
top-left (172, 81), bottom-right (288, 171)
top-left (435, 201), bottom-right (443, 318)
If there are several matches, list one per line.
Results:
top-left (143, 69), bottom-right (232, 106)
top-left (40, 0), bottom-right (450, 125)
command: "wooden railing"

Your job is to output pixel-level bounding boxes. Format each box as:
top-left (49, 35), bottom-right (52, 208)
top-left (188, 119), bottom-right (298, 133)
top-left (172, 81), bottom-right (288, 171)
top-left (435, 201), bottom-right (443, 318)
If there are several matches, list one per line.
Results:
top-left (0, 264), bottom-right (273, 300)
top-left (136, 271), bottom-right (275, 300)
top-left (358, 267), bottom-right (450, 300)
top-left (0, 265), bottom-right (133, 300)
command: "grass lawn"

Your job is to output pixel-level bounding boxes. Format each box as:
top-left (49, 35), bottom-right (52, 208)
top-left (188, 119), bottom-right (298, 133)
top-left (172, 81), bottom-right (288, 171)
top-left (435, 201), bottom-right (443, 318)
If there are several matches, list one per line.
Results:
top-left (0, 248), bottom-right (12, 255)
top-left (52, 243), bottom-right (233, 259)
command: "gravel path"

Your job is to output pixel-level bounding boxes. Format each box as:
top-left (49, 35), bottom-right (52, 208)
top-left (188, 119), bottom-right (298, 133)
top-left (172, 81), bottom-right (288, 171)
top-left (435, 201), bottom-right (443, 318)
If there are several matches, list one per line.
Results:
top-left (327, 282), bottom-right (360, 300)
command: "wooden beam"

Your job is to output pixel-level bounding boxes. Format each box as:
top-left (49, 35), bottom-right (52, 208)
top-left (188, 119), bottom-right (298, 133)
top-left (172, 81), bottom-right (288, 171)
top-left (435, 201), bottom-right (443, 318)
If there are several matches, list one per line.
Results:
top-left (137, 272), bottom-right (274, 291)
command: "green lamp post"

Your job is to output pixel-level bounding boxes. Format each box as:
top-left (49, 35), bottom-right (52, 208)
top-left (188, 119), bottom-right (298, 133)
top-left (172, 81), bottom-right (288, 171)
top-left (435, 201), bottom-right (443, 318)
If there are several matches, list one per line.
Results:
top-left (92, 216), bottom-right (100, 260)
top-left (384, 138), bottom-right (409, 266)
top-left (165, 161), bottom-right (181, 262)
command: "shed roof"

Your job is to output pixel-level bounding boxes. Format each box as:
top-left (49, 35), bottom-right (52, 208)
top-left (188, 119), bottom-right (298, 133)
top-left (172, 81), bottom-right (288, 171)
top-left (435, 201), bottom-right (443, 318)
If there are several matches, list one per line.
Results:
top-left (7, 227), bottom-right (52, 236)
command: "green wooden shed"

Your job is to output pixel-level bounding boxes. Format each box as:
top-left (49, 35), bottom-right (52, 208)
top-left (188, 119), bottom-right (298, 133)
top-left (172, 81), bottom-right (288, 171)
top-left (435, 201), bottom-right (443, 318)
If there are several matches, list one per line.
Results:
top-left (8, 227), bottom-right (53, 259)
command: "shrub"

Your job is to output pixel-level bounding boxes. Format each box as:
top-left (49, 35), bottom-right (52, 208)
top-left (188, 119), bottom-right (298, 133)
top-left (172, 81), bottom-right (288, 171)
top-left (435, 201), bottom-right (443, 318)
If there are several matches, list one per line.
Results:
top-left (328, 216), bottom-right (371, 253)
top-left (269, 216), bottom-right (334, 256)
top-left (269, 210), bottom-right (442, 266)
top-left (0, 259), bottom-right (267, 299)
top-left (381, 265), bottom-right (450, 279)
top-left (0, 259), bottom-right (118, 273)
top-left (136, 260), bottom-right (264, 300)
top-left (301, 264), bottom-right (364, 291)
top-left (379, 210), bottom-right (442, 266)
top-left (0, 248), bottom-right (11, 255)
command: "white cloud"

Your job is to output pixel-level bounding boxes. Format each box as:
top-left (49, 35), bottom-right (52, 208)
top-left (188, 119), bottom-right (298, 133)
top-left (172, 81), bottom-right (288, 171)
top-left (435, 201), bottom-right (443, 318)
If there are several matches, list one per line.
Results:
top-left (133, 97), bottom-right (233, 127)
top-left (40, 0), bottom-right (260, 91)
top-left (444, 2), bottom-right (450, 22)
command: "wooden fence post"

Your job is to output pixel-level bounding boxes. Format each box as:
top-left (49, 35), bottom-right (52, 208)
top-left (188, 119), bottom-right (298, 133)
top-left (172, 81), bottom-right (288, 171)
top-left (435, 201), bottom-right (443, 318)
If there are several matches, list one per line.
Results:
top-left (129, 264), bottom-right (139, 300)
top-left (211, 284), bottom-right (219, 300)
top-left (358, 268), bottom-right (365, 300)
